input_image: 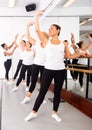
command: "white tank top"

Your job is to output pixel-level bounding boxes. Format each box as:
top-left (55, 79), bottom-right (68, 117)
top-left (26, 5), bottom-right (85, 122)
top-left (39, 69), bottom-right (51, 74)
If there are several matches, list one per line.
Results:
top-left (3, 49), bottom-right (12, 61)
top-left (33, 43), bottom-right (46, 66)
top-left (45, 40), bottom-right (65, 70)
top-left (22, 49), bottom-right (34, 65)
top-left (78, 49), bottom-right (90, 65)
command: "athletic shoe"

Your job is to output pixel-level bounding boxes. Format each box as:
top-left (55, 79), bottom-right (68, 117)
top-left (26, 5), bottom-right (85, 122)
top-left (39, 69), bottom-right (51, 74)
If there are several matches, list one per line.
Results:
top-left (52, 114), bottom-right (62, 123)
top-left (43, 100), bottom-right (47, 104)
top-left (7, 81), bottom-right (11, 85)
top-left (25, 112), bottom-right (37, 121)
top-left (11, 87), bottom-right (18, 92)
top-left (21, 96), bottom-right (31, 104)
top-left (80, 87), bottom-right (84, 92)
top-left (25, 87), bottom-right (29, 92)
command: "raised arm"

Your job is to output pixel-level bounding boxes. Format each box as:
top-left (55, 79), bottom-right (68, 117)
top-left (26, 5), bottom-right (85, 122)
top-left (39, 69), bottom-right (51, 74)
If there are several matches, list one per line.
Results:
top-left (19, 34), bottom-right (26, 51)
top-left (26, 22), bottom-right (36, 45)
top-left (4, 45), bottom-right (17, 56)
top-left (7, 42), bottom-right (14, 49)
top-left (71, 33), bottom-right (78, 51)
top-left (34, 10), bottom-right (49, 45)
top-left (85, 33), bottom-right (92, 50)
top-left (64, 41), bottom-right (87, 59)
top-left (7, 34), bottom-right (18, 49)
top-left (13, 33), bottom-right (19, 47)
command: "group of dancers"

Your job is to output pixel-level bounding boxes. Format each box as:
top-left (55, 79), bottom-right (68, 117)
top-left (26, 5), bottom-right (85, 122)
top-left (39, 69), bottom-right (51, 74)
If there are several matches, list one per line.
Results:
top-left (1, 10), bottom-right (92, 123)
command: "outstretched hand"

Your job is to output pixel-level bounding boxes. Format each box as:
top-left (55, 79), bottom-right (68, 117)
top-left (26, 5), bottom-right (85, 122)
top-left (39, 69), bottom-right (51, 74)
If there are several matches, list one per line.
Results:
top-left (27, 22), bottom-right (34, 27)
top-left (36, 10), bottom-right (45, 16)
top-left (71, 33), bottom-right (74, 38)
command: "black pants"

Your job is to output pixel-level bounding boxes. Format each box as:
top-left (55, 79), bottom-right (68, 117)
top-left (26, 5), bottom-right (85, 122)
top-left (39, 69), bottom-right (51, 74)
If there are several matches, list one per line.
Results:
top-left (33, 68), bottom-right (66, 112)
top-left (16, 64), bottom-right (32, 87)
top-left (29, 64), bottom-right (44, 93)
top-left (64, 59), bottom-right (78, 80)
top-left (89, 73), bottom-right (92, 83)
top-left (64, 59), bottom-right (74, 79)
top-left (77, 64), bottom-right (87, 87)
top-left (72, 59), bottom-right (79, 80)
top-left (13, 59), bottom-right (25, 80)
top-left (4, 59), bottom-right (12, 80)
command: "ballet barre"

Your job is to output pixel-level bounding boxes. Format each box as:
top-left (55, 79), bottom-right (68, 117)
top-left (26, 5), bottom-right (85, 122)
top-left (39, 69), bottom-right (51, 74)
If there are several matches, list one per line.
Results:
top-left (66, 68), bottom-right (92, 74)
top-left (67, 64), bottom-right (92, 68)
top-left (65, 57), bottom-right (92, 99)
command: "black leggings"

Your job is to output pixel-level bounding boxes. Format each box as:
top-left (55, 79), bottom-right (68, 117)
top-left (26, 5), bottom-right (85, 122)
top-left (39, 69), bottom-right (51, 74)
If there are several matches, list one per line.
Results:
top-left (13, 59), bottom-right (25, 80)
top-left (77, 64), bottom-right (87, 87)
top-left (16, 64), bottom-right (32, 87)
top-left (4, 59), bottom-right (12, 80)
top-left (33, 69), bottom-right (66, 112)
top-left (29, 64), bottom-right (44, 93)
top-left (72, 59), bottom-right (79, 80)
top-left (64, 59), bottom-right (74, 79)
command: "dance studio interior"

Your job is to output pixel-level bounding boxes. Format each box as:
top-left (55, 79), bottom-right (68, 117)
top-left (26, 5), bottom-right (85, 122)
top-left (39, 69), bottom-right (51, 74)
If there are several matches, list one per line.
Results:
top-left (0, 0), bottom-right (92, 130)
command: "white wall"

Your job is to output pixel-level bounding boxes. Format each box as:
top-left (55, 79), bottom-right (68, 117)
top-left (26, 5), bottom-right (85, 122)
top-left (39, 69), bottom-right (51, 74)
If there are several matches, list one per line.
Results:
top-left (0, 16), bottom-right (79, 79)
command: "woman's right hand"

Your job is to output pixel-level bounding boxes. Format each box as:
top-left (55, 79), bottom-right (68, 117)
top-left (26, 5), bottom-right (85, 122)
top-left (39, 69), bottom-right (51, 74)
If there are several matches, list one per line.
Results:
top-left (27, 22), bottom-right (34, 27)
top-left (36, 10), bottom-right (45, 16)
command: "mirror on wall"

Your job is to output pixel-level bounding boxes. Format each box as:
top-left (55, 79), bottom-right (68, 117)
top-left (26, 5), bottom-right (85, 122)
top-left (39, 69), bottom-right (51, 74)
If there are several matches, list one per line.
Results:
top-left (66, 16), bottom-right (92, 100)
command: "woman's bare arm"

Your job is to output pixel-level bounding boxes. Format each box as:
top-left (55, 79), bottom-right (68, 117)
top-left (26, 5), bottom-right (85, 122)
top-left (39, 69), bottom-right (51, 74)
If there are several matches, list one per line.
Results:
top-left (34, 10), bottom-right (49, 45)
top-left (26, 22), bottom-right (36, 45)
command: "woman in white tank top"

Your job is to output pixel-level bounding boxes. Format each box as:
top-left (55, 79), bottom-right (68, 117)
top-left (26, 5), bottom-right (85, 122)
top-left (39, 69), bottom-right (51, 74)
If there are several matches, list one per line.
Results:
top-left (76, 36), bottom-right (92, 91)
top-left (1, 34), bottom-right (18, 82)
top-left (13, 34), bottom-right (26, 81)
top-left (21, 21), bottom-right (49, 104)
top-left (12, 33), bottom-right (35, 92)
top-left (24, 10), bottom-right (85, 123)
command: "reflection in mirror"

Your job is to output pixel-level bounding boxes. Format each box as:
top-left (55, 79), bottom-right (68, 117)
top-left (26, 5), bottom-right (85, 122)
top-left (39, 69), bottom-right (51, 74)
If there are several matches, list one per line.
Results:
top-left (66, 16), bottom-right (92, 100)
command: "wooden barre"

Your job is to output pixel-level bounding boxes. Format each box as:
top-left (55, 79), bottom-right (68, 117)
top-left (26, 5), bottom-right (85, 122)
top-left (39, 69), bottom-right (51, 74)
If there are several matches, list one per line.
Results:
top-left (67, 64), bottom-right (92, 68)
top-left (66, 67), bottom-right (92, 74)
top-left (65, 54), bottom-right (92, 59)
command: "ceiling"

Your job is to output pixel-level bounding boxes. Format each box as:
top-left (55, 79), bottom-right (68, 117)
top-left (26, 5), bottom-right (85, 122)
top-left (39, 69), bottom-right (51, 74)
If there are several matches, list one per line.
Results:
top-left (0, 0), bottom-right (92, 35)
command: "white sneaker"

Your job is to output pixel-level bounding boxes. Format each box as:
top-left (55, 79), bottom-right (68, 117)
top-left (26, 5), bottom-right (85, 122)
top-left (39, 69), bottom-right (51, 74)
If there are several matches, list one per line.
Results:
top-left (21, 96), bottom-right (31, 104)
top-left (25, 87), bottom-right (29, 92)
top-left (22, 80), bottom-right (26, 85)
top-left (12, 87), bottom-right (18, 92)
top-left (80, 87), bottom-right (84, 92)
top-left (25, 112), bottom-right (37, 121)
top-left (52, 114), bottom-right (62, 123)
top-left (7, 81), bottom-right (11, 85)
top-left (43, 100), bottom-right (47, 104)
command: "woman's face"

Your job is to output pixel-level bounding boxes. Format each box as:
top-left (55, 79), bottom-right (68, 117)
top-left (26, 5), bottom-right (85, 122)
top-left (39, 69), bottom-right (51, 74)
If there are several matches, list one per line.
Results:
top-left (81, 42), bottom-right (87, 50)
top-left (49, 25), bottom-right (58, 37)
top-left (4, 44), bottom-right (8, 50)
top-left (26, 41), bottom-right (31, 48)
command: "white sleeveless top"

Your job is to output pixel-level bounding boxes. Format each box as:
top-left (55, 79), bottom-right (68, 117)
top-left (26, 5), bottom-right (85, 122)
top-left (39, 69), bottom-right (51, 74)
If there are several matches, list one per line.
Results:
top-left (22, 49), bottom-right (34, 65)
top-left (3, 49), bottom-right (12, 62)
top-left (78, 49), bottom-right (90, 65)
top-left (45, 40), bottom-right (65, 70)
top-left (33, 43), bottom-right (46, 66)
